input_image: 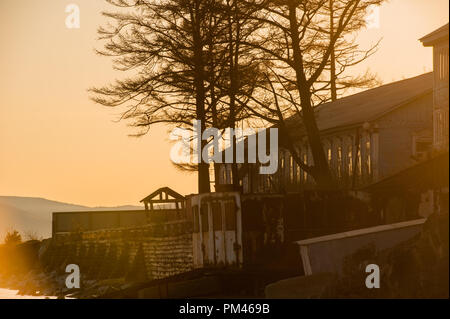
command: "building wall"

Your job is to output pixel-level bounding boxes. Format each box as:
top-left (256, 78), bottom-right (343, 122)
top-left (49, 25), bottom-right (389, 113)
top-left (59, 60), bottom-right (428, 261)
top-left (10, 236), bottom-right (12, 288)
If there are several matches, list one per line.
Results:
top-left (433, 40), bottom-right (449, 150)
top-left (433, 41), bottom-right (449, 110)
top-left (52, 209), bottom-right (187, 235)
top-left (377, 93), bottom-right (433, 179)
top-left (216, 94), bottom-right (433, 192)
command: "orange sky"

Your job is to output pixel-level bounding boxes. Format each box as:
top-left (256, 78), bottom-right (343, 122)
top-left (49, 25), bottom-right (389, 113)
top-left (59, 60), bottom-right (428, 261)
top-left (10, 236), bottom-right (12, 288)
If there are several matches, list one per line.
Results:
top-left (0, 0), bottom-right (448, 207)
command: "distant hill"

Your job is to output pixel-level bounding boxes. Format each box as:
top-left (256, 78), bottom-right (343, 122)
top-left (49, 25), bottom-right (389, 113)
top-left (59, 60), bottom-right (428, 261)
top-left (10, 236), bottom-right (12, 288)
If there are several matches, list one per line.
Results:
top-left (0, 196), bottom-right (143, 240)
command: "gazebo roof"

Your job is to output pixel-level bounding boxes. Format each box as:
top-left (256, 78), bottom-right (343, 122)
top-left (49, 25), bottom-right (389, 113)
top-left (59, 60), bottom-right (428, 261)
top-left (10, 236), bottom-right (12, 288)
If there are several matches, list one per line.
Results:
top-left (140, 187), bottom-right (185, 204)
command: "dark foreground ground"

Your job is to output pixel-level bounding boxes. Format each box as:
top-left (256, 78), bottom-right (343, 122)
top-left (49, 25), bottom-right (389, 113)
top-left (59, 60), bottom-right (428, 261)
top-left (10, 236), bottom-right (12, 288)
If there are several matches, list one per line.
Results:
top-left (0, 210), bottom-right (448, 299)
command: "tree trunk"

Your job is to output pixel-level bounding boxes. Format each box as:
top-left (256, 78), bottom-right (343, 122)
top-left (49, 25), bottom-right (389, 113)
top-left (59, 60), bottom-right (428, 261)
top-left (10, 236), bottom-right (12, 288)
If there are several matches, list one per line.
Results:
top-left (193, 1), bottom-right (211, 194)
top-left (228, 0), bottom-right (240, 191)
top-left (288, 1), bottom-right (335, 189)
top-left (330, 0), bottom-right (337, 101)
top-left (299, 91), bottom-right (335, 188)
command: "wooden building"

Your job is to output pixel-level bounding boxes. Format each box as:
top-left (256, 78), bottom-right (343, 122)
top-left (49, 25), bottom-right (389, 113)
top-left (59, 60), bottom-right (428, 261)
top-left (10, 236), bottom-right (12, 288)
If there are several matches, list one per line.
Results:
top-left (217, 73), bottom-right (434, 194)
top-left (420, 23), bottom-right (449, 152)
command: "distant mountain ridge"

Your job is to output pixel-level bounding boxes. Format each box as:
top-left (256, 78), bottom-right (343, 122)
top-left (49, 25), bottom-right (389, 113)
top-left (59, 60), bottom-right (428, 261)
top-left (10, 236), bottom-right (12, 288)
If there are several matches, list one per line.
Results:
top-left (0, 196), bottom-right (143, 240)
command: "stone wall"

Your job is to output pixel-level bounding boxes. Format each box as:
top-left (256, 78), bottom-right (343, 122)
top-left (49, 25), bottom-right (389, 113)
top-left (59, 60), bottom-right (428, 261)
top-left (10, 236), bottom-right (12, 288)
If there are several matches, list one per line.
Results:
top-left (41, 220), bottom-right (193, 282)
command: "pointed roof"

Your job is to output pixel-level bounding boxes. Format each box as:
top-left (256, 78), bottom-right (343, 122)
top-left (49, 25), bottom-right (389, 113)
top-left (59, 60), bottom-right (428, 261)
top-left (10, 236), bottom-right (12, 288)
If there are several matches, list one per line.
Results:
top-left (140, 187), bottom-right (184, 203)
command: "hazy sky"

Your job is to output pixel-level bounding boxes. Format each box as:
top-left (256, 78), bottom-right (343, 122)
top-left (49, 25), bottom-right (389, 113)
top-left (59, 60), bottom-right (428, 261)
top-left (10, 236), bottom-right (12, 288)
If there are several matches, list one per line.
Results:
top-left (0, 0), bottom-right (448, 207)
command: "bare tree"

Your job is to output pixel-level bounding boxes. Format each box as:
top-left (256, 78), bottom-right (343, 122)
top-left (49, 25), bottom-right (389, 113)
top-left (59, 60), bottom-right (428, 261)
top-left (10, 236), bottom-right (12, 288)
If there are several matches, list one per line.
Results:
top-left (91, 0), bottom-right (266, 193)
top-left (321, 0), bottom-right (381, 102)
top-left (91, 0), bottom-right (382, 192)
top-left (219, 0), bottom-right (268, 188)
top-left (242, 0), bottom-right (384, 189)
top-left (90, 0), bottom-right (230, 193)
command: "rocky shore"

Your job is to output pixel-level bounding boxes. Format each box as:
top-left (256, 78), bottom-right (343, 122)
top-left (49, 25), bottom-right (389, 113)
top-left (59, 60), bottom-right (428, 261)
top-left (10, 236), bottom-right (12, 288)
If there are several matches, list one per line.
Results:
top-left (0, 239), bottom-right (134, 299)
top-left (0, 270), bottom-right (131, 298)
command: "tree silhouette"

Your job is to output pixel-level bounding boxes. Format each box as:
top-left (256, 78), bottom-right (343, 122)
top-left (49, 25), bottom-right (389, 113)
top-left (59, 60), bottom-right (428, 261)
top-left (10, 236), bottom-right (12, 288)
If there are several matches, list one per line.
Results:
top-left (241, 0), bottom-right (384, 189)
top-left (91, 0), bottom-right (222, 193)
top-left (91, 0), bottom-right (265, 192)
top-left (4, 230), bottom-right (22, 246)
top-left (91, 0), bottom-right (384, 191)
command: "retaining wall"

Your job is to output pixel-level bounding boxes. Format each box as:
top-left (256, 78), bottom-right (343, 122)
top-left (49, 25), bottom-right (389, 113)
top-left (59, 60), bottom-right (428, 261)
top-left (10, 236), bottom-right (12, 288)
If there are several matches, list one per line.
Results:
top-left (41, 220), bottom-right (193, 282)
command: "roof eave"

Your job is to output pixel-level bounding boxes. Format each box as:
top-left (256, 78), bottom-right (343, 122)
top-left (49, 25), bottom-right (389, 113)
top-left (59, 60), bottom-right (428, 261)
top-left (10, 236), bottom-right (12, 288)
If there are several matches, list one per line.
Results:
top-left (316, 88), bottom-right (433, 137)
top-left (420, 23), bottom-right (449, 46)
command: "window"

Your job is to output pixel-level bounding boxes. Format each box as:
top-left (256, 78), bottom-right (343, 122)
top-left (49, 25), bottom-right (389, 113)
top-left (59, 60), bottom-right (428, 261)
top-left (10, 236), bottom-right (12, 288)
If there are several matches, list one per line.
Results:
top-left (365, 141), bottom-right (372, 176)
top-left (337, 146), bottom-right (342, 178)
top-left (438, 48), bottom-right (449, 81)
top-left (414, 136), bottom-right (432, 160)
top-left (357, 148), bottom-right (362, 176)
top-left (257, 171), bottom-right (263, 192)
top-left (260, 173), bottom-right (266, 192)
top-left (302, 153), bottom-right (308, 182)
top-left (434, 109), bottom-right (449, 146)
top-left (327, 148), bottom-right (332, 164)
top-left (226, 165), bottom-right (232, 184)
top-left (209, 163), bottom-right (215, 185)
top-left (243, 174), bottom-right (249, 194)
top-left (296, 164), bottom-right (301, 184)
top-left (289, 156), bottom-right (294, 183)
top-left (222, 166), bottom-right (227, 184)
top-left (416, 141), bottom-right (431, 153)
top-left (347, 146), bottom-right (353, 176)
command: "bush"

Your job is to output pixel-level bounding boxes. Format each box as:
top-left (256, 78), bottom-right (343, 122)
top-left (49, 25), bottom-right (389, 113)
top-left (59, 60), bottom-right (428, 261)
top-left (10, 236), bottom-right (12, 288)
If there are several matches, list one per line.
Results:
top-left (4, 230), bottom-right (22, 246)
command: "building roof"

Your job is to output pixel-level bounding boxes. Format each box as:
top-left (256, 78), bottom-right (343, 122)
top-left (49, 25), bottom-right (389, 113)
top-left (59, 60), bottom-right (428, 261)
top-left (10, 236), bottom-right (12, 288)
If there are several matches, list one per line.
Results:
top-left (286, 72), bottom-right (433, 136)
top-left (362, 152), bottom-right (449, 194)
top-left (420, 23), bottom-right (449, 46)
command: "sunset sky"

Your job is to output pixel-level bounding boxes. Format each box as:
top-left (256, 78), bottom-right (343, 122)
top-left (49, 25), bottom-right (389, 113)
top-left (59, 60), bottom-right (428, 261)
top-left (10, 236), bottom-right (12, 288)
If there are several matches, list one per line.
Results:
top-left (0, 0), bottom-right (448, 207)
